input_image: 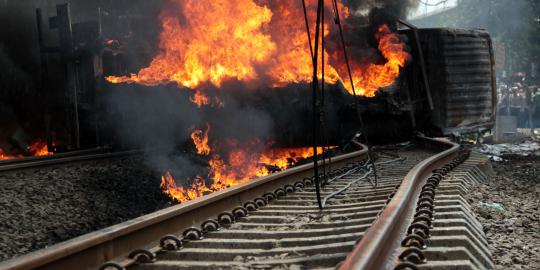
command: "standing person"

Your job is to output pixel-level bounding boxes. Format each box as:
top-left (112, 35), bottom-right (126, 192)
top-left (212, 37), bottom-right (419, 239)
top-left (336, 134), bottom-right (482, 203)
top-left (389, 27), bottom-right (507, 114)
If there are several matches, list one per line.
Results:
top-left (532, 88), bottom-right (540, 139)
top-left (526, 86), bottom-right (534, 133)
top-left (498, 86), bottom-right (510, 116)
top-left (516, 88), bottom-right (528, 128)
top-left (509, 86), bottom-right (520, 119)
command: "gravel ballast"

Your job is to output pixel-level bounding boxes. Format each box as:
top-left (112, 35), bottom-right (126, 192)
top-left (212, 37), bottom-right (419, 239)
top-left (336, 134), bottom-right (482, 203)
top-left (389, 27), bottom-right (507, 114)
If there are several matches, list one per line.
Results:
top-left (0, 156), bottom-right (170, 262)
top-left (467, 155), bottom-right (540, 270)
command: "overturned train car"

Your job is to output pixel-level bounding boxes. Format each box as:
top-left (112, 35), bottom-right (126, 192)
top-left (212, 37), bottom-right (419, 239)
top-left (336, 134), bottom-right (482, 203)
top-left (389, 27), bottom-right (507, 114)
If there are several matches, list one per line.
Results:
top-left (99, 27), bottom-right (498, 148)
top-left (241, 27), bottom-right (497, 145)
top-left (402, 28), bottom-right (496, 137)
top-left (18, 6), bottom-right (497, 152)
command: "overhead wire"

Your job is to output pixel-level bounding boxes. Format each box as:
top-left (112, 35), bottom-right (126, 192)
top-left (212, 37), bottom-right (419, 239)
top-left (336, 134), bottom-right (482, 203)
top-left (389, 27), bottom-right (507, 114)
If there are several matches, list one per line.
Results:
top-left (301, 0), bottom-right (332, 184)
top-left (301, 0), bottom-right (314, 60)
top-left (307, 0), bottom-right (324, 210)
top-left (320, 1), bottom-right (335, 186)
top-left (320, 2), bottom-right (327, 185)
top-left (330, 0), bottom-right (379, 188)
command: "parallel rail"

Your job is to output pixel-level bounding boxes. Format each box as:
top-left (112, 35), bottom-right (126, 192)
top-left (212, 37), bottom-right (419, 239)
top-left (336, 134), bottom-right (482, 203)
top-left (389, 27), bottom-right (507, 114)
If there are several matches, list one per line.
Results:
top-left (0, 148), bottom-right (144, 172)
top-left (339, 138), bottom-right (460, 269)
top-left (0, 137), bottom-right (466, 270)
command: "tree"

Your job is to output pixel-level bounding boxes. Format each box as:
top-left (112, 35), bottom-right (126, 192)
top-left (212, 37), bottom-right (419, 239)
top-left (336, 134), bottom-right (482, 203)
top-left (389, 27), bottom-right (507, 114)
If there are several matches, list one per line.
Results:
top-left (436, 0), bottom-right (539, 75)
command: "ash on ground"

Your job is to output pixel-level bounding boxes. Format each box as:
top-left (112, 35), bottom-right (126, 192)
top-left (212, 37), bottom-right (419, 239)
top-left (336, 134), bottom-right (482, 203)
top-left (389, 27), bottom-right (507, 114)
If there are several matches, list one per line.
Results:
top-left (0, 156), bottom-right (170, 261)
top-left (477, 140), bottom-right (540, 160)
top-left (467, 154), bottom-right (540, 270)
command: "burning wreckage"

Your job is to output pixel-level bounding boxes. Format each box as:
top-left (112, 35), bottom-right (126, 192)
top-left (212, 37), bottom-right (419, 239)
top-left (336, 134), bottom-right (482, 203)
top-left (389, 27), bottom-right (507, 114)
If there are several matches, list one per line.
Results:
top-left (1, 0), bottom-right (496, 202)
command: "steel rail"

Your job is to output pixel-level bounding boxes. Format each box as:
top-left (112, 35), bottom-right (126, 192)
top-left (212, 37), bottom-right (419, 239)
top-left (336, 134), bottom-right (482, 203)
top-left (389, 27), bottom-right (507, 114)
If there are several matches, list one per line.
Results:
top-left (0, 145), bottom-right (367, 270)
top-left (338, 136), bottom-right (460, 270)
top-left (0, 148), bottom-right (109, 165)
top-left (0, 149), bottom-right (145, 172)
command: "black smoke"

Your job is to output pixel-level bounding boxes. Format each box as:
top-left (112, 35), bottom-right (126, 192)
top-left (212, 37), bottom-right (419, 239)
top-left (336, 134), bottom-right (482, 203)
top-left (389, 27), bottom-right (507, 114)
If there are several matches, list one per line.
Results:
top-left (0, 0), bottom-right (418, 182)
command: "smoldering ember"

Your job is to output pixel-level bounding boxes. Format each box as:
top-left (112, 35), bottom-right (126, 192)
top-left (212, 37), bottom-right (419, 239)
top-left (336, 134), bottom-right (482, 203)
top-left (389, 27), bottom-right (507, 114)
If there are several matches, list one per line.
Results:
top-left (0, 0), bottom-right (538, 269)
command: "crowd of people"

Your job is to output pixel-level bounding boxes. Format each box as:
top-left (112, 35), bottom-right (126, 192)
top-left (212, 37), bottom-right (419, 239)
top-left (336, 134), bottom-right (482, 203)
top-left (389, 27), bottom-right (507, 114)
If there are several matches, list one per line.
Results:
top-left (497, 72), bottom-right (540, 138)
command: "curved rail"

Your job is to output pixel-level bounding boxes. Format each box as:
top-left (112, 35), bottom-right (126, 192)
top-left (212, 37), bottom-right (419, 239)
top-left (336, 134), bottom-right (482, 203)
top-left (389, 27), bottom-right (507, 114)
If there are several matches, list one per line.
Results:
top-left (338, 137), bottom-right (460, 270)
top-left (0, 145), bottom-right (368, 270)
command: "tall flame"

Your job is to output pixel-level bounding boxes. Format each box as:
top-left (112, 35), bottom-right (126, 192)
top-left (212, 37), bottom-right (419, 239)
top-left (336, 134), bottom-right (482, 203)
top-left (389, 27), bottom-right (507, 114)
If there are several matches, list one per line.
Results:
top-left (107, 0), bottom-right (275, 88)
top-left (106, 0), bottom-right (409, 98)
top-left (336, 25), bottom-right (410, 97)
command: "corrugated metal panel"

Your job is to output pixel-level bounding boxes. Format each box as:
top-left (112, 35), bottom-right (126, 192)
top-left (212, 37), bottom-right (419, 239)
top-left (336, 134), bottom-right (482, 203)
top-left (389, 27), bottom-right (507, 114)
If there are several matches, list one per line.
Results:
top-left (440, 30), bottom-right (495, 129)
top-left (445, 59), bottom-right (491, 66)
top-left (399, 28), bottom-right (496, 135)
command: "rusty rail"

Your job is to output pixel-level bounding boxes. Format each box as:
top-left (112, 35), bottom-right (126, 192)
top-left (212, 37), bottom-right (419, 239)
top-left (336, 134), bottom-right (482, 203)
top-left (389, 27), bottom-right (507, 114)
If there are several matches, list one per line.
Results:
top-left (0, 145), bottom-right (367, 270)
top-left (338, 137), bottom-right (459, 270)
top-left (0, 148), bottom-right (145, 172)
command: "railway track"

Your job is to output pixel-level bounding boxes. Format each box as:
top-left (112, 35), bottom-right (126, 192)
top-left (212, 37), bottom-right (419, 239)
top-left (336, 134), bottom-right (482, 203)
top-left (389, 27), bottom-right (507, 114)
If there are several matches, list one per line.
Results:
top-left (0, 137), bottom-right (494, 270)
top-left (0, 148), bottom-right (144, 172)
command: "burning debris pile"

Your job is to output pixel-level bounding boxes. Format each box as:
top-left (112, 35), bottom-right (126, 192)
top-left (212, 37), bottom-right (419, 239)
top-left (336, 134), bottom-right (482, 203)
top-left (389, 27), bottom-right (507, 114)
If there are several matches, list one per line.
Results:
top-left (103, 0), bottom-right (415, 203)
top-left (161, 125), bottom-right (329, 203)
top-left (0, 140), bottom-right (52, 160)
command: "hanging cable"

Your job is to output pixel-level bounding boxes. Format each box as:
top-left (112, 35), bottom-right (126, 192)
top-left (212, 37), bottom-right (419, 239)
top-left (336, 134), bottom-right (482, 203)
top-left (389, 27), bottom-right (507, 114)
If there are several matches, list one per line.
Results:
top-left (307, 0), bottom-right (324, 210)
top-left (331, 0), bottom-right (379, 188)
top-left (302, 0), bottom-right (333, 185)
top-left (320, 1), bottom-right (327, 185)
top-left (301, 0), bottom-right (314, 60)
top-left (320, 3), bottom-right (334, 186)
top-left (321, 154), bottom-right (405, 208)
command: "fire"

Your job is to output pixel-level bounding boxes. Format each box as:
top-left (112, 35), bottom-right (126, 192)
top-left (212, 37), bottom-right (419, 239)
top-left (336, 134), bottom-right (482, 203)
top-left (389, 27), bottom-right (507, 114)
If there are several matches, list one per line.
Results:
top-left (27, 140), bottom-right (52, 157)
top-left (208, 145), bottom-right (327, 191)
top-left (261, 0), bottom-right (342, 87)
top-left (0, 139), bottom-right (53, 160)
top-left (106, 1), bottom-right (409, 98)
top-left (161, 172), bottom-right (212, 203)
top-left (106, 1), bottom-right (410, 202)
top-left (0, 149), bottom-right (22, 160)
top-left (190, 90), bottom-right (210, 108)
top-left (161, 146), bottom-right (326, 203)
top-left (336, 25), bottom-right (410, 97)
top-left (189, 90), bottom-right (225, 108)
top-left (162, 124), bottom-right (330, 203)
top-left (106, 0), bottom-right (276, 88)
top-left (190, 125), bottom-right (211, 156)
top-left (105, 39), bottom-right (119, 46)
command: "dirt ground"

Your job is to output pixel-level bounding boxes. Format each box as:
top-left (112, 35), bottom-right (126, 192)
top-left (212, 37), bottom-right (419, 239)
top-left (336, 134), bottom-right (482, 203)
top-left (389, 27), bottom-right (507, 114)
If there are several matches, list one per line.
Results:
top-left (467, 154), bottom-right (540, 270)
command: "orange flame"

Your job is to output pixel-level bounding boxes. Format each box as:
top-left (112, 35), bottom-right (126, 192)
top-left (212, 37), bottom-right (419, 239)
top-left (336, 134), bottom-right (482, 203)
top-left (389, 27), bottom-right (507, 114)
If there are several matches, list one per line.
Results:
top-left (161, 172), bottom-right (211, 202)
top-left (0, 149), bottom-right (22, 160)
top-left (0, 139), bottom-right (53, 160)
top-left (162, 123), bottom-right (331, 203)
top-left (190, 90), bottom-right (210, 108)
top-left (337, 25), bottom-right (410, 97)
top-left (106, 0), bottom-right (275, 88)
top-left (189, 90), bottom-right (225, 108)
top-left (190, 125), bottom-right (211, 156)
top-left (106, 1), bottom-right (409, 98)
top-left (161, 145), bottom-right (327, 203)
top-left (27, 140), bottom-right (52, 157)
